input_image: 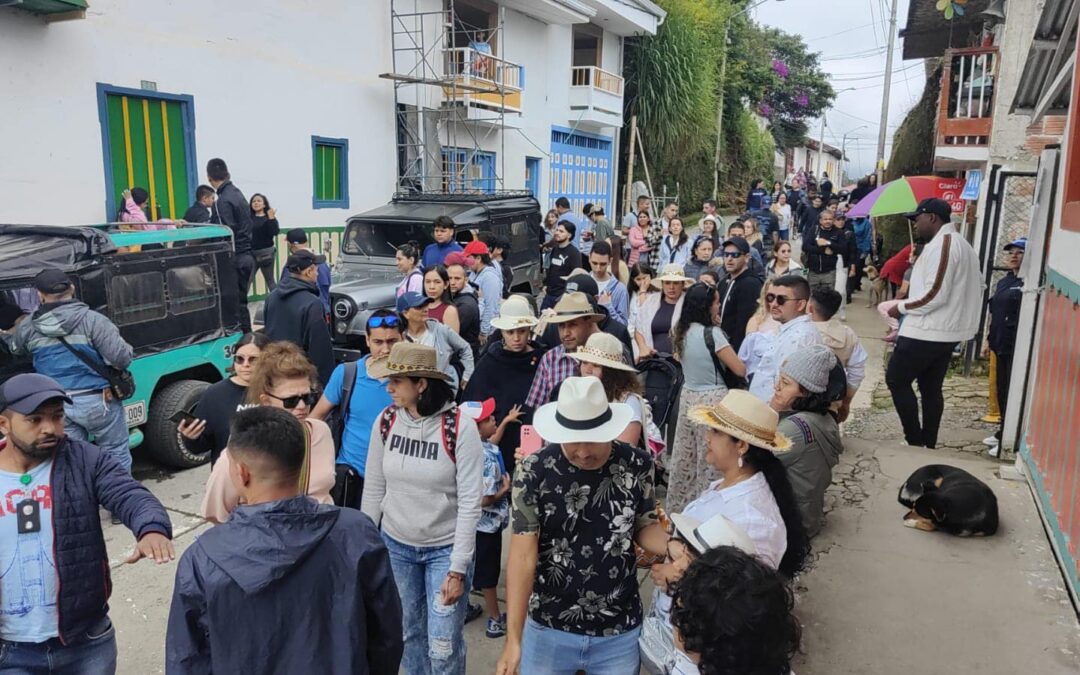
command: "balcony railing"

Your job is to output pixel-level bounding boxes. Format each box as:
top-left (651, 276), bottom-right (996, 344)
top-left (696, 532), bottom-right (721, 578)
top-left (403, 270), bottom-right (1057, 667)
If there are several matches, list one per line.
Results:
top-left (442, 47), bottom-right (523, 114)
top-left (938, 46), bottom-right (998, 147)
top-left (571, 66), bottom-right (624, 96)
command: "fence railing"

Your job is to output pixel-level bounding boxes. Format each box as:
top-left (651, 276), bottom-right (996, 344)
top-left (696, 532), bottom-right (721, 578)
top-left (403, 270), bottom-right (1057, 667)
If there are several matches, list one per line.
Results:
top-left (938, 47), bottom-right (997, 147)
top-left (570, 66), bottom-right (624, 96)
top-left (248, 226), bottom-right (345, 302)
top-left (443, 47), bottom-right (523, 92)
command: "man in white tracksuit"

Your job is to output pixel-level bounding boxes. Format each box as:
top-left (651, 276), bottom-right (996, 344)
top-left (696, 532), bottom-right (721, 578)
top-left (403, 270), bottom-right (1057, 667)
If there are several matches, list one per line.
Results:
top-left (885, 198), bottom-right (982, 448)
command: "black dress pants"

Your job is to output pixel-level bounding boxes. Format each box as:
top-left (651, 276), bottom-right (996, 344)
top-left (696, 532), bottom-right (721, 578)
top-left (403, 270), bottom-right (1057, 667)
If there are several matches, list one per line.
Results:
top-left (885, 337), bottom-right (957, 449)
top-left (233, 252), bottom-right (254, 333)
top-left (995, 351), bottom-right (1014, 442)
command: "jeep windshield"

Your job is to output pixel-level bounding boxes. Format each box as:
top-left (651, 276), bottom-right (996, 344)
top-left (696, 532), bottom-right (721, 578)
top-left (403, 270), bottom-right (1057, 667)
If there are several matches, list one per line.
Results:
top-left (341, 220), bottom-right (436, 258)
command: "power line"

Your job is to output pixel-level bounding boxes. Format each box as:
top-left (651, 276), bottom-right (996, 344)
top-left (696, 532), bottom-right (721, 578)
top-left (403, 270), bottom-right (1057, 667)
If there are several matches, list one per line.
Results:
top-left (804, 22), bottom-right (877, 42)
top-left (821, 47), bottom-right (888, 62)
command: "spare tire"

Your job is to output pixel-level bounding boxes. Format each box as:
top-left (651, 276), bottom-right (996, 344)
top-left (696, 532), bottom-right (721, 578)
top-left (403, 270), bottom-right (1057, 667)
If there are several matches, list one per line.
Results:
top-left (144, 379), bottom-right (211, 469)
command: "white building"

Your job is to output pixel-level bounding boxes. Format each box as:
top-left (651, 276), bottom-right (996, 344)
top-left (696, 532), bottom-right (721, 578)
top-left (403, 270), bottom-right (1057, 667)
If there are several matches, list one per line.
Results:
top-left (0, 0), bottom-right (664, 227)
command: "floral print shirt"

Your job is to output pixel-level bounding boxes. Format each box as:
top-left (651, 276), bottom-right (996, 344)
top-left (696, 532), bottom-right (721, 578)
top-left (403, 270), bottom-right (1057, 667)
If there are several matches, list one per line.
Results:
top-left (512, 441), bottom-right (658, 636)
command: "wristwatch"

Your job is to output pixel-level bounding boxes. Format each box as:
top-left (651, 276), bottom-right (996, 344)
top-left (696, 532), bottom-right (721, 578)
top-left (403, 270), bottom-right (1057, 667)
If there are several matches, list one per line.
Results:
top-left (447, 571), bottom-right (465, 582)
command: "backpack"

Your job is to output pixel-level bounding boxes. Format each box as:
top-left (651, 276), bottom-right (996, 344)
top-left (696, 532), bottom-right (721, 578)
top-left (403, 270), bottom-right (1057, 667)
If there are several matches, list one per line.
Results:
top-left (328, 361), bottom-right (359, 451)
top-left (704, 326), bottom-right (747, 390)
top-left (379, 405), bottom-right (461, 462)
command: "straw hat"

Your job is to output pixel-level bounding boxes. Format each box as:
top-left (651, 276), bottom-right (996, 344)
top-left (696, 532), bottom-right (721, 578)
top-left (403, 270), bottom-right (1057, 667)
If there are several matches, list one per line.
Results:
top-left (366, 341), bottom-right (450, 381)
top-left (533, 376), bottom-right (633, 444)
top-left (544, 291), bottom-right (603, 324)
top-left (568, 332), bottom-right (636, 373)
top-left (688, 389), bottom-right (791, 452)
top-left (669, 512), bottom-right (757, 556)
top-left (651, 263), bottom-right (694, 289)
top-left (490, 295), bottom-right (538, 331)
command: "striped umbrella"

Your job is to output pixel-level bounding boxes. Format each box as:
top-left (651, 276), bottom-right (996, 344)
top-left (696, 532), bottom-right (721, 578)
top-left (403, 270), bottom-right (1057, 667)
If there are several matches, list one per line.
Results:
top-left (846, 176), bottom-right (964, 218)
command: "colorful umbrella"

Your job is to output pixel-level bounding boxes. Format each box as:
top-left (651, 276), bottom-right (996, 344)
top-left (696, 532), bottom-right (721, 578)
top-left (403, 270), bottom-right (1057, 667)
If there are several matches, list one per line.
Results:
top-left (846, 175), bottom-right (965, 218)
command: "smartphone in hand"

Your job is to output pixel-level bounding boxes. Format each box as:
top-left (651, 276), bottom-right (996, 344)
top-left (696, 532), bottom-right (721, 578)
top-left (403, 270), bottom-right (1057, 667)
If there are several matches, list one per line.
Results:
top-left (519, 424), bottom-right (543, 456)
top-left (169, 409), bottom-right (196, 426)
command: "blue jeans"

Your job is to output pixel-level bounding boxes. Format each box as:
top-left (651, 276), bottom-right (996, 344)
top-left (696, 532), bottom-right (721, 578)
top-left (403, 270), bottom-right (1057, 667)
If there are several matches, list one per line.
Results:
top-left (64, 394), bottom-right (130, 474)
top-left (521, 618), bottom-right (641, 675)
top-left (382, 534), bottom-right (472, 675)
top-left (0, 617), bottom-right (117, 674)
top-left (777, 228), bottom-right (790, 241)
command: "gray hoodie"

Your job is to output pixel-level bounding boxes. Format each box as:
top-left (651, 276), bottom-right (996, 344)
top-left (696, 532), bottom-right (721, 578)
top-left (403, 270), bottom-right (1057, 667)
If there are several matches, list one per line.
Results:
top-left (361, 404), bottom-right (484, 574)
top-left (10, 300), bottom-right (133, 391)
top-left (778, 410), bottom-right (843, 538)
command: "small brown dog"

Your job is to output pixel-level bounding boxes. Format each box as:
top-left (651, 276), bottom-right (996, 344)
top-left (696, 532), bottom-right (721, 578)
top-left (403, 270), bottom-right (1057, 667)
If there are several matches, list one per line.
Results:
top-left (863, 264), bottom-right (886, 307)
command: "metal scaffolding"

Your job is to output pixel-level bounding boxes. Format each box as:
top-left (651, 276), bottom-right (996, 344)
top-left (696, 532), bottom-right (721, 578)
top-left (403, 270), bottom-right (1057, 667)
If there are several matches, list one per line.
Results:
top-left (380, 0), bottom-right (516, 195)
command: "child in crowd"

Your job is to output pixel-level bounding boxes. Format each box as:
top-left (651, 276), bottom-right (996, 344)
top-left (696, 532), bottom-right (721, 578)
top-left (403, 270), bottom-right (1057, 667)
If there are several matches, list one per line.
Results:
top-left (463, 398), bottom-right (522, 637)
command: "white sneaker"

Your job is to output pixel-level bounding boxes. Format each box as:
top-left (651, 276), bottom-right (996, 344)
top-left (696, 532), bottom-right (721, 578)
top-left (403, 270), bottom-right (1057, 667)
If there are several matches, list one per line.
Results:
top-left (982, 435), bottom-right (998, 447)
top-left (988, 443), bottom-right (1000, 458)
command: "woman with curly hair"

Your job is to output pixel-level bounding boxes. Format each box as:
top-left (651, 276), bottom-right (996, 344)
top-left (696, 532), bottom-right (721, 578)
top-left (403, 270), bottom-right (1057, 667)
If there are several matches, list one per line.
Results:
top-left (670, 545), bottom-right (800, 675)
top-left (666, 283), bottom-right (745, 513)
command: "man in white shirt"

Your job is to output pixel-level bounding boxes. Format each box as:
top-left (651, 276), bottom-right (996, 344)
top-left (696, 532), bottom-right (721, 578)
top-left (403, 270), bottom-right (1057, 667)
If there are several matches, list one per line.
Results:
top-left (809, 288), bottom-right (868, 422)
top-left (748, 275), bottom-right (822, 401)
top-left (886, 198), bottom-right (982, 448)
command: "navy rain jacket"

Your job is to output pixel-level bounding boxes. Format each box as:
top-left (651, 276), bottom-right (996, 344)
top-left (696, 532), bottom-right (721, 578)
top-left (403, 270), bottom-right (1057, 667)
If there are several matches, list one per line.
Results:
top-left (166, 496), bottom-right (403, 675)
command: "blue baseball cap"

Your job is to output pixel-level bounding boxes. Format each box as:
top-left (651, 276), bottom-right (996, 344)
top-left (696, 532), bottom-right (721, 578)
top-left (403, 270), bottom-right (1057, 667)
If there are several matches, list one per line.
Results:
top-left (395, 291), bottom-right (434, 313)
top-left (1004, 238), bottom-right (1027, 252)
top-left (0, 374), bottom-right (71, 415)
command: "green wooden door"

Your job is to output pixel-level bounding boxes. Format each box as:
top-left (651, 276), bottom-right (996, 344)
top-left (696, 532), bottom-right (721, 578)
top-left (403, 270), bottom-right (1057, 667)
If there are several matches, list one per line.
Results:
top-left (104, 93), bottom-right (191, 221)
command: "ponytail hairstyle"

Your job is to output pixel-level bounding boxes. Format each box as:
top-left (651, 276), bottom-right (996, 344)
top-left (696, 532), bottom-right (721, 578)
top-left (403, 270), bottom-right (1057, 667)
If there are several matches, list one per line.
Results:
top-left (743, 445), bottom-right (810, 578)
top-left (397, 240), bottom-right (421, 269)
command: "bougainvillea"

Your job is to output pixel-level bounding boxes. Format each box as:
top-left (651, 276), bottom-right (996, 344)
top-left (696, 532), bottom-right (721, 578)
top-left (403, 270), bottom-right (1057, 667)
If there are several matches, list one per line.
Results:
top-left (772, 59), bottom-right (789, 78)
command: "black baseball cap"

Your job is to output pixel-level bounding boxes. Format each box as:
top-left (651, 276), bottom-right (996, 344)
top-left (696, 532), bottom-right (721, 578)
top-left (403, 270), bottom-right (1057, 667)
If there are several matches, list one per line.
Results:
top-left (721, 237), bottom-right (751, 254)
top-left (904, 198), bottom-right (951, 221)
top-left (285, 228), bottom-right (309, 245)
top-left (564, 273), bottom-right (599, 298)
top-left (285, 249), bottom-right (326, 272)
top-left (0, 373), bottom-right (72, 415)
top-left (34, 269), bottom-right (73, 294)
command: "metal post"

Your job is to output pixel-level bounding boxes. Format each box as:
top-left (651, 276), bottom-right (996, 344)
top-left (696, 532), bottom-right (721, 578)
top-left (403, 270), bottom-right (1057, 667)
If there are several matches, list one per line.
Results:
top-left (712, 20), bottom-right (731, 201)
top-left (816, 115), bottom-right (826, 176)
top-left (876, 0), bottom-right (899, 183)
top-left (625, 114), bottom-right (638, 217)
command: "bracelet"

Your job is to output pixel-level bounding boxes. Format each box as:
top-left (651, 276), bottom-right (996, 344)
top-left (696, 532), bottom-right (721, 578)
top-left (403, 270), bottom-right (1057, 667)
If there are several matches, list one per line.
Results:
top-left (447, 571), bottom-right (465, 581)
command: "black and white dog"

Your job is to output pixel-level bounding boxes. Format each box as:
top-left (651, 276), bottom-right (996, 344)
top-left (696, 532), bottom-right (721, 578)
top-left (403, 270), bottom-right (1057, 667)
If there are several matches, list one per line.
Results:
top-left (898, 465), bottom-right (999, 536)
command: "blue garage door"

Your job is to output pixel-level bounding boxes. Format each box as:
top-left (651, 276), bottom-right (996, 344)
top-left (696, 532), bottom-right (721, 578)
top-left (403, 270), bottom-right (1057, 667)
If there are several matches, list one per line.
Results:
top-left (549, 126), bottom-right (613, 215)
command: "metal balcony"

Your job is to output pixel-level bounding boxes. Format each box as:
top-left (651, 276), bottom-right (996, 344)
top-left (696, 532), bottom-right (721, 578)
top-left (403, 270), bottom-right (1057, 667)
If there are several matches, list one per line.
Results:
top-left (441, 47), bottom-right (524, 114)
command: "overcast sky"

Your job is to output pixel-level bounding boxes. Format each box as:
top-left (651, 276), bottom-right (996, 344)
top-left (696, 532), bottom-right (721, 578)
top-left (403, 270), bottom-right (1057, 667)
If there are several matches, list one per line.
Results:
top-left (753, 0), bottom-right (922, 181)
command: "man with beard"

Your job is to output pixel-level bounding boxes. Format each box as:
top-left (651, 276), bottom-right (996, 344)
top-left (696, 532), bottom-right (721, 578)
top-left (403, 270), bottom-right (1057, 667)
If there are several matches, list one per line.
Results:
top-left (0, 374), bottom-right (173, 670)
top-left (715, 237), bottom-right (764, 352)
top-left (445, 253), bottom-right (482, 357)
top-left (541, 223), bottom-right (582, 310)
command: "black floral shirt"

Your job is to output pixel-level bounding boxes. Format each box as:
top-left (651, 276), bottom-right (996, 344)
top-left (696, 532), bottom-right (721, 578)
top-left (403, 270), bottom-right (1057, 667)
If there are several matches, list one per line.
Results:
top-left (512, 441), bottom-right (658, 636)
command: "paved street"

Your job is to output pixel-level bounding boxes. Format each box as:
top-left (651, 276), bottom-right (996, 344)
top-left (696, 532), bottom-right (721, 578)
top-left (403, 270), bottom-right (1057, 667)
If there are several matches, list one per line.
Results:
top-left (100, 280), bottom-right (1080, 674)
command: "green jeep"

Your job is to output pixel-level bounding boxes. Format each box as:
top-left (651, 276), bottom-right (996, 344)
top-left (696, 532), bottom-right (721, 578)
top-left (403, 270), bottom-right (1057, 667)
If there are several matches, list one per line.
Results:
top-left (0, 224), bottom-right (243, 468)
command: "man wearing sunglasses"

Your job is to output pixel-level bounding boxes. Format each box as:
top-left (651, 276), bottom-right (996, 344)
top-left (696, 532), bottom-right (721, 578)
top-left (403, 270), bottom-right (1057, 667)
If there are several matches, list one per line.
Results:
top-left (311, 310), bottom-right (403, 508)
top-left (748, 275), bottom-right (822, 402)
top-left (715, 237), bottom-right (764, 351)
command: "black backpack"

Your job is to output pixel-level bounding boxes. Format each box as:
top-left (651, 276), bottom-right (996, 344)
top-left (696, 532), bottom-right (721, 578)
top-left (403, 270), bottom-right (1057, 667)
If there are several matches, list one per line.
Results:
top-left (704, 327), bottom-right (747, 390)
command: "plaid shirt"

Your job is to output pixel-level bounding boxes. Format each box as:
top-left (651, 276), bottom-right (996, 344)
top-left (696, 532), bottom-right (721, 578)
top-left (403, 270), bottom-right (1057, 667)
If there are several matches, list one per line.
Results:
top-left (525, 345), bottom-right (579, 408)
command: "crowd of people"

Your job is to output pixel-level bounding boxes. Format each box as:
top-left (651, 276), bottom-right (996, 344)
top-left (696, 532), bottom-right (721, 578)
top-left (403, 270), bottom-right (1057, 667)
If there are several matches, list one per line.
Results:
top-left (0, 163), bottom-right (992, 674)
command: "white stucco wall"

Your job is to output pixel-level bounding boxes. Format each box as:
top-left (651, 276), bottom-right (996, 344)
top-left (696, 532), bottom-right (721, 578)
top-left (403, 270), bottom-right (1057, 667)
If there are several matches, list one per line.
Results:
top-left (0, 0), bottom-right (395, 227)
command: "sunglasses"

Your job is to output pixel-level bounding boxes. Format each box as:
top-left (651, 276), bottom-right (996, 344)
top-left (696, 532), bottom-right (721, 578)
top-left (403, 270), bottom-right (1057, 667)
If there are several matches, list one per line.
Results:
top-left (721, 251), bottom-right (744, 259)
top-left (266, 391), bottom-right (319, 409)
top-left (233, 355), bottom-right (259, 365)
top-left (367, 315), bottom-right (401, 330)
top-left (766, 293), bottom-right (804, 306)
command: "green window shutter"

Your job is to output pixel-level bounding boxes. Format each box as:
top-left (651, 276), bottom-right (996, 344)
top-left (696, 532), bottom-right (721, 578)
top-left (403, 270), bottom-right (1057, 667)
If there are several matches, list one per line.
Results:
top-left (312, 137), bottom-right (348, 209)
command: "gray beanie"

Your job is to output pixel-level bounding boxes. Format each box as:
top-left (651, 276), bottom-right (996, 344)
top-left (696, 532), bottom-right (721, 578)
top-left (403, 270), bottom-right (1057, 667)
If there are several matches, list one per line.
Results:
top-left (780, 345), bottom-right (836, 394)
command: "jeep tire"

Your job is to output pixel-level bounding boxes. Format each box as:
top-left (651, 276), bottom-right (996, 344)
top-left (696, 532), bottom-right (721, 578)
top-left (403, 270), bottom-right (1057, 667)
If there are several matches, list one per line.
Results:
top-left (144, 380), bottom-right (211, 469)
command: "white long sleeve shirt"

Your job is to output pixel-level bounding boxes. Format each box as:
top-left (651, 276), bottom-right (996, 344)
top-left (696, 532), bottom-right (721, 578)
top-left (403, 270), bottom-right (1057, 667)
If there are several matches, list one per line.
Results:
top-left (898, 223), bottom-right (982, 342)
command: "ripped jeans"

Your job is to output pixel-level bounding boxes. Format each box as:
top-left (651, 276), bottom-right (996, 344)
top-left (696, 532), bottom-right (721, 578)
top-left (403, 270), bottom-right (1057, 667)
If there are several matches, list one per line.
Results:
top-left (382, 533), bottom-right (472, 675)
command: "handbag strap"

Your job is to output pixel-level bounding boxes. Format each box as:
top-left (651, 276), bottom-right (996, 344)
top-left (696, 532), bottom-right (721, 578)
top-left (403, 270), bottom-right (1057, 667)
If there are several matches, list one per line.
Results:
top-left (56, 336), bottom-right (113, 381)
top-left (702, 327), bottom-right (726, 385)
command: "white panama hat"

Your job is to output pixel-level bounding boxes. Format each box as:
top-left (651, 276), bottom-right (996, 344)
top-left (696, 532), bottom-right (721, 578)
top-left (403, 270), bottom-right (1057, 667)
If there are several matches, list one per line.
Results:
top-left (532, 376), bottom-right (634, 444)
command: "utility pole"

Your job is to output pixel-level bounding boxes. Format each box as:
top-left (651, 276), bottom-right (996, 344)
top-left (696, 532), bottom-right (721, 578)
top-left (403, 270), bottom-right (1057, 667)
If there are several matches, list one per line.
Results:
top-left (711, 20), bottom-right (731, 201)
top-left (876, 0), bottom-right (899, 183)
top-left (624, 115), bottom-right (638, 217)
top-left (816, 115), bottom-right (826, 177)
top-left (841, 124), bottom-right (867, 183)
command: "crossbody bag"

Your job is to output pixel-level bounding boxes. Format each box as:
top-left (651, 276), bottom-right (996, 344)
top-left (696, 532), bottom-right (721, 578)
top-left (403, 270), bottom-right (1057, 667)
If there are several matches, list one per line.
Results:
top-left (56, 336), bottom-right (136, 400)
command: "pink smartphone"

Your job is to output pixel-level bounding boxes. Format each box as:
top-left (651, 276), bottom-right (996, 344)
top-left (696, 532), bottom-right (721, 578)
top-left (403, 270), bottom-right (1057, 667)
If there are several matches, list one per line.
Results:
top-left (519, 424), bottom-right (543, 456)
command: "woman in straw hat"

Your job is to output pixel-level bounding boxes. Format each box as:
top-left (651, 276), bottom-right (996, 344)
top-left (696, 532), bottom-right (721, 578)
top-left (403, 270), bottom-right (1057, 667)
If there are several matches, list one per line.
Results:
top-left (463, 294), bottom-right (543, 476)
top-left (569, 332), bottom-right (650, 447)
top-left (361, 342), bottom-right (484, 675)
top-left (201, 341), bottom-right (335, 523)
top-left (666, 283), bottom-right (747, 513)
top-left (683, 390), bottom-right (809, 578)
top-left (634, 263), bottom-right (693, 362)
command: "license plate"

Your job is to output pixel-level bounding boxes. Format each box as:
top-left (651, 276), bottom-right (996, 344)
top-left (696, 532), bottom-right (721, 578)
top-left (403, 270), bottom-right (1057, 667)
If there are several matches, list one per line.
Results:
top-left (125, 401), bottom-right (146, 427)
